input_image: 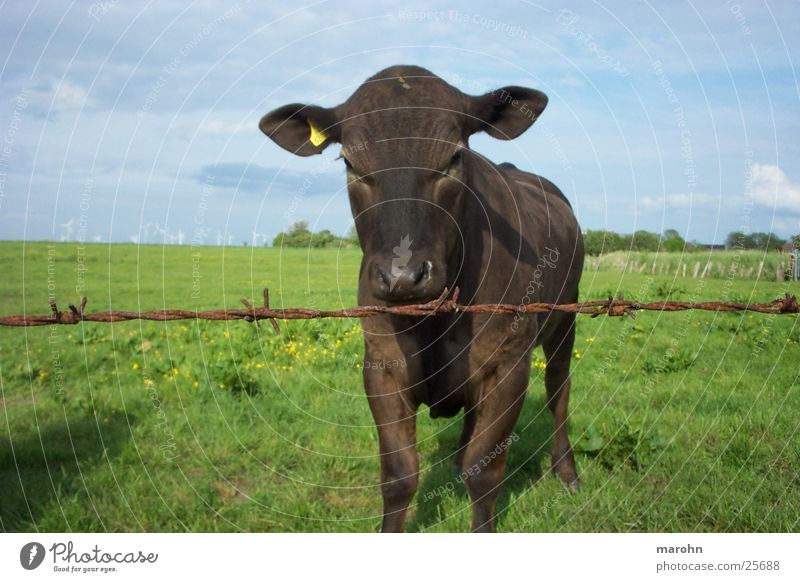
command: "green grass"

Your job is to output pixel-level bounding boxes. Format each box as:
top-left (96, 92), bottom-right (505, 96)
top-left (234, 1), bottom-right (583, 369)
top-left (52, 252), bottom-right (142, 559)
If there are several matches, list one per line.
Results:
top-left (1, 241), bottom-right (798, 532)
top-left (587, 249), bottom-right (791, 281)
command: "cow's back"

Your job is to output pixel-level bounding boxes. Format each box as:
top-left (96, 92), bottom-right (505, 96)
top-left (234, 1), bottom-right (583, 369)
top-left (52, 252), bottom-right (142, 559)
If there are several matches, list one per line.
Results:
top-left (465, 160), bottom-right (583, 308)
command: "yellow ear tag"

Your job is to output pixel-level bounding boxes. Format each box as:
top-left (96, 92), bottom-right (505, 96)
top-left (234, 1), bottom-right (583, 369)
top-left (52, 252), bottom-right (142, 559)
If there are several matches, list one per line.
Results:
top-left (308, 120), bottom-right (328, 147)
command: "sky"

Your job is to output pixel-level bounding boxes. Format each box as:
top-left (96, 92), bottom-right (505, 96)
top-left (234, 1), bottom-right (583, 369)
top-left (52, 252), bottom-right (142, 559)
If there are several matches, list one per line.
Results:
top-left (0, 0), bottom-right (798, 246)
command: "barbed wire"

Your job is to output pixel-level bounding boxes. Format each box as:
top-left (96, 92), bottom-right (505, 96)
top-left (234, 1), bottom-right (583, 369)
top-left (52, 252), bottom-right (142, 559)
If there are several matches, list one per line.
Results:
top-left (0, 287), bottom-right (797, 331)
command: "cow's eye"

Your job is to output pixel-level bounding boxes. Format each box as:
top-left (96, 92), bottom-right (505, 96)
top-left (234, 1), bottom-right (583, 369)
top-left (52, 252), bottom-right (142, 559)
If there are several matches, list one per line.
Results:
top-left (444, 150), bottom-right (463, 177)
top-left (343, 157), bottom-right (371, 184)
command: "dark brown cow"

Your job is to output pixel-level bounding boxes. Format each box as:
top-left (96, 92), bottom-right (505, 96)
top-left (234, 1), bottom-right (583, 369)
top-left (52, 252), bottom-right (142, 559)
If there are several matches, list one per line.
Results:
top-left (260, 65), bottom-right (584, 532)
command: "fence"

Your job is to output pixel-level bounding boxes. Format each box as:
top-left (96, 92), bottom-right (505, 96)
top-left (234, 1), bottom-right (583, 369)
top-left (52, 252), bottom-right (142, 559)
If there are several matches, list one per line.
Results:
top-left (0, 287), bottom-right (797, 330)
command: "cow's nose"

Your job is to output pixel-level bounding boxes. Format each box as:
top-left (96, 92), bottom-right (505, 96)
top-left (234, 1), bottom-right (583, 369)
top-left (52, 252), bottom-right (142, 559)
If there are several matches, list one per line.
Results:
top-left (374, 260), bottom-right (435, 302)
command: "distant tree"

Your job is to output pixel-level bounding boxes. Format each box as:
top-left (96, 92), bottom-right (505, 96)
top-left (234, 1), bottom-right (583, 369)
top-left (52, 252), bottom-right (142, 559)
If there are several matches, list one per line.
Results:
top-left (661, 229), bottom-right (686, 252)
top-left (725, 231), bottom-right (785, 251)
top-left (630, 230), bottom-right (660, 251)
top-left (273, 221), bottom-right (358, 249)
top-left (750, 232), bottom-right (785, 251)
top-left (290, 220), bottom-right (309, 233)
top-left (583, 230), bottom-right (625, 255)
top-left (273, 221), bottom-right (313, 247)
top-left (582, 230), bottom-right (605, 256)
top-left (725, 231), bottom-right (755, 250)
top-left (345, 225), bottom-right (360, 247)
top-left (793, 234), bottom-right (800, 248)
top-left (685, 239), bottom-right (702, 252)
top-left (311, 229), bottom-right (337, 248)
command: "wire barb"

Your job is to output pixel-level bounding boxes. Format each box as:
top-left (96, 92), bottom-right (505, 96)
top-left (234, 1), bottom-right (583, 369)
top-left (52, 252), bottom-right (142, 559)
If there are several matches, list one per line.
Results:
top-left (263, 288), bottom-right (280, 333)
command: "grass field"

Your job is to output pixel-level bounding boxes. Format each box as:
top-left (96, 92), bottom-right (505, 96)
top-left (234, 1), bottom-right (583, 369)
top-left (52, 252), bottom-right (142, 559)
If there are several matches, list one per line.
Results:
top-left (587, 249), bottom-right (792, 281)
top-left (1, 241), bottom-right (798, 532)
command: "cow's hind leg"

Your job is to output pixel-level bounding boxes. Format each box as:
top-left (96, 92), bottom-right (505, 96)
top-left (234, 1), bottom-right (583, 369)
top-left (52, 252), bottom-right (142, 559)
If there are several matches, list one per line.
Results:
top-left (461, 364), bottom-right (528, 532)
top-left (364, 366), bottom-right (419, 533)
top-left (542, 314), bottom-right (580, 492)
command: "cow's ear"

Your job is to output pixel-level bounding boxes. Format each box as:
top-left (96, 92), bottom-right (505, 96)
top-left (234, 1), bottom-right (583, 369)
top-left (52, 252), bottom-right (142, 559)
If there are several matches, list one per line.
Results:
top-left (259, 104), bottom-right (339, 156)
top-left (468, 86), bottom-right (548, 140)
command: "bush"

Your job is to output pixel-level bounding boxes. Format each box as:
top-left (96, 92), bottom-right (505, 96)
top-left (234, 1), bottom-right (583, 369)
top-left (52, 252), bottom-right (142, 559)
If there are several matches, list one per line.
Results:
top-left (272, 221), bottom-right (358, 249)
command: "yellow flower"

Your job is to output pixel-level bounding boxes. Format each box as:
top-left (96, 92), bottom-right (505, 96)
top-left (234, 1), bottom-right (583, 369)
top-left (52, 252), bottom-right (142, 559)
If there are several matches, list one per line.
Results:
top-left (132, 362), bottom-right (139, 369)
top-left (192, 381), bottom-right (199, 388)
top-left (173, 367), bottom-right (179, 376)
top-left (223, 330), bottom-right (230, 339)
top-left (38, 370), bottom-right (48, 379)
top-left (144, 378), bottom-right (154, 386)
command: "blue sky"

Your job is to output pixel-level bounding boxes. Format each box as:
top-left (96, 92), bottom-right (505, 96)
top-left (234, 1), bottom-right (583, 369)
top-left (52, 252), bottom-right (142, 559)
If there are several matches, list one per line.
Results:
top-left (0, 0), bottom-right (798, 245)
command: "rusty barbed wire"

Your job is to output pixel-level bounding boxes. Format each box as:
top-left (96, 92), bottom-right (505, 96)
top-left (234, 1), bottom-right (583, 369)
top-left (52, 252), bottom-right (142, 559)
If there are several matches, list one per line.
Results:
top-left (0, 287), bottom-right (797, 330)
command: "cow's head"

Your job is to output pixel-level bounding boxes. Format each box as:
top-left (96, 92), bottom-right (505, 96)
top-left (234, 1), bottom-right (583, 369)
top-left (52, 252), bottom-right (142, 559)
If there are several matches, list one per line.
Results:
top-left (260, 65), bottom-right (547, 303)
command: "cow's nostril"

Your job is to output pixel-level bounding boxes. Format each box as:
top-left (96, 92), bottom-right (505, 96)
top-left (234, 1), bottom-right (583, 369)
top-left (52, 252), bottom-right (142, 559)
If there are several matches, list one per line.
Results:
top-left (412, 263), bottom-right (425, 286)
top-left (414, 260), bottom-right (433, 286)
top-left (377, 267), bottom-right (391, 287)
top-left (372, 259), bottom-right (439, 301)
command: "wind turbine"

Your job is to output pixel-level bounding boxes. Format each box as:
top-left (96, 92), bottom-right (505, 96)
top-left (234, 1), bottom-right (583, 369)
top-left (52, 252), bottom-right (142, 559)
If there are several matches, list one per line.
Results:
top-left (153, 223), bottom-right (167, 243)
top-left (252, 230), bottom-right (270, 246)
top-left (59, 219), bottom-right (74, 242)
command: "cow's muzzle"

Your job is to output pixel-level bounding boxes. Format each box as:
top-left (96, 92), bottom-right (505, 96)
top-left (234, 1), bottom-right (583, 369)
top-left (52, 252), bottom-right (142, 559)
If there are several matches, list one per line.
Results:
top-left (371, 259), bottom-right (442, 303)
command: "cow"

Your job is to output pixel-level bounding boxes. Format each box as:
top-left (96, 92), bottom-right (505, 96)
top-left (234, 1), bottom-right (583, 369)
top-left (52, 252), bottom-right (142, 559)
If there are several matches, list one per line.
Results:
top-left (260, 65), bottom-right (584, 532)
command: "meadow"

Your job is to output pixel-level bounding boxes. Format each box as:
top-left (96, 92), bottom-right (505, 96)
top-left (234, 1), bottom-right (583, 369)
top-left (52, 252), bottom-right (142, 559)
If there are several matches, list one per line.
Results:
top-left (587, 249), bottom-right (792, 281)
top-left (0, 241), bottom-right (798, 532)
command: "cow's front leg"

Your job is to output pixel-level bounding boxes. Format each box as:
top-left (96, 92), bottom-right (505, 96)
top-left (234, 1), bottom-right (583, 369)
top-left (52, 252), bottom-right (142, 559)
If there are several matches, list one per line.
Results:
top-left (364, 361), bottom-right (419, 533)
top-left (461, 364), bottom-right (528, 532)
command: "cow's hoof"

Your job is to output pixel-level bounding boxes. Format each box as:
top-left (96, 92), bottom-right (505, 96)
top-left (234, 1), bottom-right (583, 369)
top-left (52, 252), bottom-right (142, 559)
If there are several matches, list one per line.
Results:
top-left (557, 475), bottom-right (581, 493)
top-left (552, 451), bottom-right (580, 493)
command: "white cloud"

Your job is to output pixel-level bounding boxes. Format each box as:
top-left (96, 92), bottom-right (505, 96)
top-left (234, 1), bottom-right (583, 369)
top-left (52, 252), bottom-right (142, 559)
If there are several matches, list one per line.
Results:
top-left (556, 74), bottom-right (585, 88)
top-left (52, 82), bottom-right (90, 110)
top-left (197, 119), bottom-right (249, 136)
top-left (639, 193), bottom-right (722, 210)
top-left (750, 164), bottom-right (800, 213)
top-left (25, 81), bottom-right (92, 113)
